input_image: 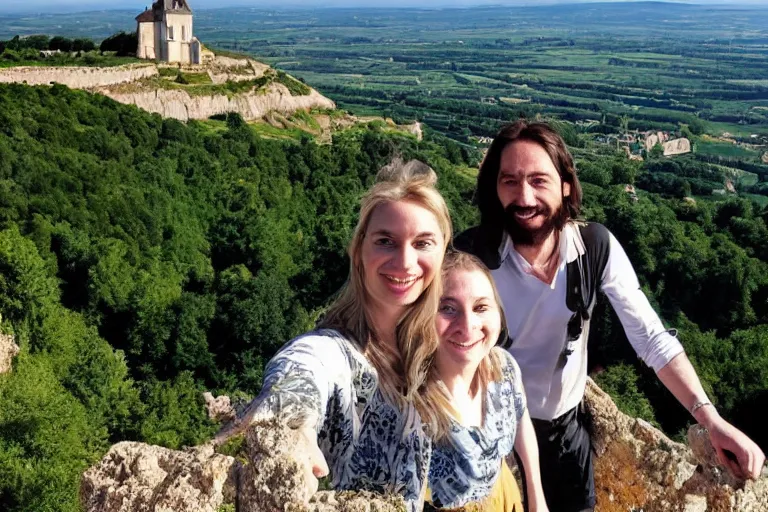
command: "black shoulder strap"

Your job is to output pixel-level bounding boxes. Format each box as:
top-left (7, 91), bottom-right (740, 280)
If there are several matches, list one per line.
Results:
top-left (565, 222), bottom-right (611, 319)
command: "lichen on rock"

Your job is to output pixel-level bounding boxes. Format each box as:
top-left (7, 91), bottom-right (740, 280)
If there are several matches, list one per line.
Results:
top-left (585, 378), bottom-right (768, 511)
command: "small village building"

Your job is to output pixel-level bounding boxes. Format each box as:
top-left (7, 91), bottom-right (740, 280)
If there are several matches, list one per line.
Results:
top-left (136, 0), bottom-right (201, 64)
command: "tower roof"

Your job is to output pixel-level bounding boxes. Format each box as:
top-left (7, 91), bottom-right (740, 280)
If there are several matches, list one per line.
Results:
top-left (160, 0), bottom-right (192, 14)
top-left (135, 8), bottom-right (154, 22)
top-left (136, 0), bottom-right (192, 22)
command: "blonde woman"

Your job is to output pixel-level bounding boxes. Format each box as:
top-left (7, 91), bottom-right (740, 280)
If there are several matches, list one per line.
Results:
top-left (424, 250), bottom-right (548, 512)
top-left (215, 159), bottom-right (452, 511)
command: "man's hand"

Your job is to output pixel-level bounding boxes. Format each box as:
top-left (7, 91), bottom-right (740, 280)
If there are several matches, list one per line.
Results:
top-left (657, 354), bottom-right (766, 480)
top-left (697, 407), bottom-right (765, 480)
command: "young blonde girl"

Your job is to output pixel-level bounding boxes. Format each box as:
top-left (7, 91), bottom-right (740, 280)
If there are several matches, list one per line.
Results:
top-left (425, 250), bottom-right (548, 511)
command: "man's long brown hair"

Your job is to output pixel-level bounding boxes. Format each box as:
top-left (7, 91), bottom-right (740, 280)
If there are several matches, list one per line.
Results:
top-left (475, 120), bottom-right (583, 238)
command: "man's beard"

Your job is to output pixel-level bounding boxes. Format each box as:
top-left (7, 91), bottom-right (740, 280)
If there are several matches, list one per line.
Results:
top-left (503, 201), bottom-right (568, 247)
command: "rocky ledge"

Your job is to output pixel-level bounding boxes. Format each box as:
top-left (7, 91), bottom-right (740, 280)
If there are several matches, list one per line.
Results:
top-left (80, 379), bottom-right (767, 511)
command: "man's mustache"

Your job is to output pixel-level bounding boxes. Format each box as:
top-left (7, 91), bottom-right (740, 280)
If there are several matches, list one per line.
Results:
top-left (506, 205), bottom-right (543, 217)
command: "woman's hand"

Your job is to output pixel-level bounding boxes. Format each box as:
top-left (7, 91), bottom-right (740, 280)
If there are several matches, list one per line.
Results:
top-left (514, 409), bottom-right (550, 512)
top-left (527, 493), bottom-right (550, 512)
top-left (211, 402), bottom-right (329, 505)
top-left (295, 426), bottom-right (330, 504)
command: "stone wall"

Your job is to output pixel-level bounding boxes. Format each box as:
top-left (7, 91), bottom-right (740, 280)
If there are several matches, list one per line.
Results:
top-left (0, 64), bottom-right (158, 89)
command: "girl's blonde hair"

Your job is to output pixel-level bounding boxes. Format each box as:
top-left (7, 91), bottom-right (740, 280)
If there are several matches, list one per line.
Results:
top-left (423, 250), bottom-right (506, 442)
top-left (318, 158), bottom-right (453, 422)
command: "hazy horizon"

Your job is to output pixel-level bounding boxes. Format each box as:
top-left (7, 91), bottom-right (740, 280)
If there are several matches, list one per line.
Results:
top-left (2, 0), bottom-right (767, 16)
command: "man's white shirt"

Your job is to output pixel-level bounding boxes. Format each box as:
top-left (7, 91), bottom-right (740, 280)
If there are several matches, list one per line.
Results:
top-left (491, 222), bottom-right (685, 421)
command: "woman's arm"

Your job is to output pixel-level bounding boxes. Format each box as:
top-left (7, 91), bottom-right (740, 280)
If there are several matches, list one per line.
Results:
top-left (212, 333), bottom-right (353, 502)
top-left (514, 408), bottom-right (549, 512)
top-left (213, 336), bottom-right (332, 444)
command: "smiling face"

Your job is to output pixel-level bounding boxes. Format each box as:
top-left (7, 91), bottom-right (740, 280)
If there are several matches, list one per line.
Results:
top-left (435, 268), bottom-right (501, 377)
top-left (360, 199), bottom-right (445, 324)
top-left (496, 139), bottom-right (571, 246)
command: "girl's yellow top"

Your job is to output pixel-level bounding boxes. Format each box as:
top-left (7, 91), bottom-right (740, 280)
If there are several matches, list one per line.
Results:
top-left (425, 459), bottom-right (523, 511)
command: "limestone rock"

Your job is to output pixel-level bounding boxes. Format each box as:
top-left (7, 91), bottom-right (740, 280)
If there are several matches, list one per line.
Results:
top-left (81, 417), bottom-right (407, 512)
top-left (203, 392), bottom-right (236, 423)
top-left (101, 83), bottom-right (335, 122)
top-left (80, 441), bottom-right (237, 512)
top-left (83, 377), bottom-right (766, 512)
top-left (402, 121), bottom-right (423, 141)
top-left (205, 56), bottom-right (271, 84)
top-left (683, 494), bottom-right (708, 512)
top-left (0, 332), bottom-right (19, 374)
top-left (585, 377), bottom-right (768, 511)
top-left (304, 490), bottom-right (406, 512)
top-left (688, 424), bottom-right (720, 468)
top-left (0, 56), bottom-right (335, 124)
top-left (238, 418), bottom-right (317, 511)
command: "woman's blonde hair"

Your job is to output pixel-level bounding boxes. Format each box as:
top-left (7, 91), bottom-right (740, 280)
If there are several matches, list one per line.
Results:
top-left (318, 158), bottom-right (453, 421)
top-left (423, 250), bottom-right (506, 442)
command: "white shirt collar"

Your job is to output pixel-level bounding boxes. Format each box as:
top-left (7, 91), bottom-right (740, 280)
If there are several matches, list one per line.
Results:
top-left (498, 222), bottom-right (585, 264)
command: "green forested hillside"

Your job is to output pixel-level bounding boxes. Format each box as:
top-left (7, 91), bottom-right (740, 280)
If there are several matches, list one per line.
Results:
top-left (0, 83), bottom-right (766, 511)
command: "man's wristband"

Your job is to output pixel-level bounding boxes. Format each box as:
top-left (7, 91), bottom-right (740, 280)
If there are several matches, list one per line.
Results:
top-left (689, 400), bottom-right (713, 416)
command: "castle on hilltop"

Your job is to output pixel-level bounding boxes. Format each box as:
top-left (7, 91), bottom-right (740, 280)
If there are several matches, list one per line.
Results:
top-left (136, 0), bottom-right (201, 64)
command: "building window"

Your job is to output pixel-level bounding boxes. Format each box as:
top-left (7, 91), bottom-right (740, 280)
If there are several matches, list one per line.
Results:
top-left (182, 26), bottom-right (187, 41)
top-left (168, 26), bottom-right (174, 40)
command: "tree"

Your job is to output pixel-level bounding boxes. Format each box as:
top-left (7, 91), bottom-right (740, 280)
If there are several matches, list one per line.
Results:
top-left (48, 36), bottom-right (73, 52)
top-left (619, 114), bottom-right (630, 134)
top-left (577, 161), bottom-right (612, 187)
top-left (594, 364), bottom-right (657, 425)
top-left (139, 372), bottom-right (218, 449)
top-left (23, 35), bottom-right (50, 50)
top-left (688, 116), bottom-right (707, 136)
top-left (99, 32), bottom-right (137, 56)
top-left (72, 38), bottom-right (96, 52)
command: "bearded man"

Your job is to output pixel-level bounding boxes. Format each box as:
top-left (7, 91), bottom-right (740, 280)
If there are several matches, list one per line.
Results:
top-left (454, 120), bottom-right (764, 511)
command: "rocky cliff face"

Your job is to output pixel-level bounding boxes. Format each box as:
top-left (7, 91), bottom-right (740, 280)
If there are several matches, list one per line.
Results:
top-left (80, 442), bottom-right (238, 512)
top-left (101, 83), bottom-right (335, 123)
top-left (585, 379), bottom-right (767, 512)
top-left (0, 56), bottom-right (335, 123)
top-left (81, 416), bottom-right (406, 512)
top-left (80, 380), bottom-right (767, 511)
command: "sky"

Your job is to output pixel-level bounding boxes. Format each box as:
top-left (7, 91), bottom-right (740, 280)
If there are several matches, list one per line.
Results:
top-left (0, 0), bottom-right (765, 15)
